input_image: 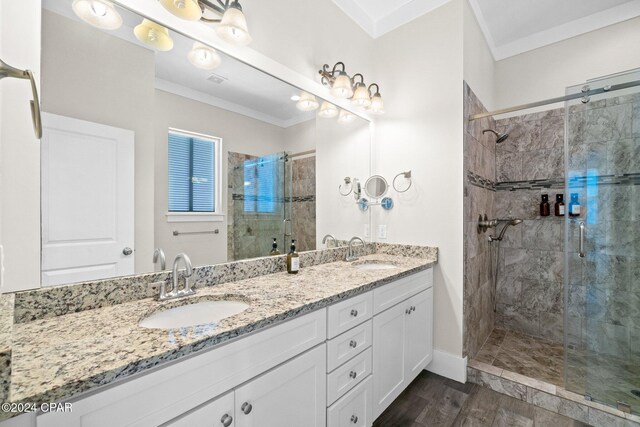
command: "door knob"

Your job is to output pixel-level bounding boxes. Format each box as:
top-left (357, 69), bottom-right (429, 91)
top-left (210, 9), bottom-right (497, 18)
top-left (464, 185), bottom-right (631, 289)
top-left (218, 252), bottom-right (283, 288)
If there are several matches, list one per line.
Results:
top-left (221, 414), bottom-right (233, 427)
top-left (122, 247), bottom-right (133, 256)
top-left (241, 402), bottom-right (252, 415)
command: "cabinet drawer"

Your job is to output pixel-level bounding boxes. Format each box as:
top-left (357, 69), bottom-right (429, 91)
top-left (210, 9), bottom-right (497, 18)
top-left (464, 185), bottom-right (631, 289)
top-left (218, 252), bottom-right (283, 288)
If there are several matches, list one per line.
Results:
top-left (327, 348), bottom-right (372, 405)
top-left (327, 292), bottom-right (373, 339)
top-left (373, 268), bottom-right (432, 314)
top-left (165, 391), bottom-right (234, 427)
top-left (327, 320), bottom-right (372, 372)
top-left (327, 376), bottom-right (373, 427)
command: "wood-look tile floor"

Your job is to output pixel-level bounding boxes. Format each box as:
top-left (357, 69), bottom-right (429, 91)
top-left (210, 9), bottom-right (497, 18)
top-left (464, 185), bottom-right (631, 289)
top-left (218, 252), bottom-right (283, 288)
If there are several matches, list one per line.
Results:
top-left (373, 371), bottom-right (591, 427)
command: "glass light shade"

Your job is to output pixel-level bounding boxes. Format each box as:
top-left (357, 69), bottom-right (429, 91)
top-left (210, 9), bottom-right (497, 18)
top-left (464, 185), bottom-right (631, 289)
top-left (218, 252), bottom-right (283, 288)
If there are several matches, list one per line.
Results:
top-left (72, 0), bottom-right (123, 30)
top-left (296, 92), bottom-right (319, 112)
top-left (338, 109), bottom-right (356, 124)
top-left (188, 42), bottom-right (222, 70)
top-left (134, 19), bottom-right (174, 51)
top-left (331, 73), bottom-right (354, 99)
top-left (318, 102), bottom-right (338, 118)
top-left (216, 6), bottom-right (252, 46)
top-left (369, 92), bottom-right (385, 114)
top-left (159, 0), bottom-right (202, 21)
top-left (351, 84), bottom-right (371, 108)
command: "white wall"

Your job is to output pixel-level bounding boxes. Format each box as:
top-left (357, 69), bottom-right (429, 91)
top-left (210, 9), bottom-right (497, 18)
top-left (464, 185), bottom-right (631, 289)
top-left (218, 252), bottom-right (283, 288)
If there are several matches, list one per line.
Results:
top-left (372, 0), bottom-right (465, 357)
top-left (153, 90), bottom-right (294, 267)
top-left (316, 117), bottom-right (371, 246)
top-left (0, 0), bottom-right (41, 292)
top-left (494, 16), bottom-right (640, 111)
top-left (463, 0), bottom-right (495, 111)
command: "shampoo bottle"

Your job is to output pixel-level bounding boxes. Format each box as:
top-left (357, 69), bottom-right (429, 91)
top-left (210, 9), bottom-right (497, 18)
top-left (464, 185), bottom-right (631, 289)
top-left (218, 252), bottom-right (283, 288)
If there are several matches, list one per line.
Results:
top-left (287, 240), bottom-right (299, 274)
top-left (554, 194), bottom-right (565, 217)
top-left (540, 194), bottom-right (550, 217)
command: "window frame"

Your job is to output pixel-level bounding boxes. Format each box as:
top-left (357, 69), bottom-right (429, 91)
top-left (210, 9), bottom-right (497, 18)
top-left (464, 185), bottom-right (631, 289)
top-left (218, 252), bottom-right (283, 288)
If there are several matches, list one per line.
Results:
top-left (165, 128), bottom-right (224, 223)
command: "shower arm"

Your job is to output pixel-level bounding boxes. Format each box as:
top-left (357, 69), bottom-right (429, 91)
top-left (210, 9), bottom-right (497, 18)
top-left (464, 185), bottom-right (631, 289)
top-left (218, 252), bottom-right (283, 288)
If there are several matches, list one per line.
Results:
top-left (0, 58), bottom-right (42, 139)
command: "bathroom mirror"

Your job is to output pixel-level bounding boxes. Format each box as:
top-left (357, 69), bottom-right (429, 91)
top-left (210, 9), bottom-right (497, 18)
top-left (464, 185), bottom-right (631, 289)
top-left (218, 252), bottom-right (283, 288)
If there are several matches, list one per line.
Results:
top-left (15, 0), bottom-right (372, 289)
top-left (364, 175), bottom-right (388, 199)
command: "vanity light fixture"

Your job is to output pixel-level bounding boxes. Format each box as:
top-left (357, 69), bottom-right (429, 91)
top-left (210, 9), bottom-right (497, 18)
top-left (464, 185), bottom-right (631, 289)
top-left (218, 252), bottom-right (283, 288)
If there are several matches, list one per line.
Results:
top-left (318, 101), bottom-right (339, 118)
top-left (188, 41), bottom-right (222, 69)
top-left (319, 62), bottom-right (385, 114)
top-left (72, 0), bottom-right (123, 30)
top-left (160, 0), bottom-right (252, 46)
top-left (134, 19), bottom-right (174, 51)
top-left (159, 0), bottom-right (202, 21)
top-left (296, 92), bottom-right (319, 112)
top-left (337, 109), bottom-right (356, 125)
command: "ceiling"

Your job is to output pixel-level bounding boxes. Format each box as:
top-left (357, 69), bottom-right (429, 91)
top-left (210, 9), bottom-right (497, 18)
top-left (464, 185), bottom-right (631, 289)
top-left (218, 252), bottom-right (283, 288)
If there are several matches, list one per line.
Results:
top-left (333, 0), bottom-right (640, 59)
top-left (43, 0), bottom-right (314, 128)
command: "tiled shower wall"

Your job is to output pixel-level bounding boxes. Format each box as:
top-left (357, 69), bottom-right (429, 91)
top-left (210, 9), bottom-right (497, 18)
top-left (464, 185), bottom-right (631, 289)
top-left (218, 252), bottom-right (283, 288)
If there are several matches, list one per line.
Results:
top-left (291, 156), bottom-right (316, 252)
top-left (463, 82), bottom-right (496, 358)
top-left (493, 108), bottom-right (566, 343)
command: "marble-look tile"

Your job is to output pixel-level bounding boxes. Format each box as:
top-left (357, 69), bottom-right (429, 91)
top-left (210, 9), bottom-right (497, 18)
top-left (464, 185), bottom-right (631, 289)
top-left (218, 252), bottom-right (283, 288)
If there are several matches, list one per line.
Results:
top-left (521, 218), bottom-right (563, 251)
top-left (495, 190), bottom-right (541, 220)
top-left (522, 147), bottom-right (564, 180)
top-left (475, 371), bottom-right (527, 401)
top-left (468, 359), bottom-right (504, 376)
top-left (589, 407), bottom-right (640, 427)
top-left (540, 116), bottom-right (565, 149)
top-left (521, 280), bottom-right (563, 314)
top-left (500, 370), bottom-right (556, 395)
top-left (500, 120), bottom-right (542, 153)
top-left (496, 276), bottom-right (523, 307)
top-left (539, 312), bottom-right (564, 343)
top-left (527, 388), bottom-right (590, 424)
top-left (497, 304), bottom-right (539, 337)
top-left (496, 151), bottom-right (522, 182)
top-left (608, 138), bottom-right (640, 176)
top-left (633, 103), bottom-right (640, 138)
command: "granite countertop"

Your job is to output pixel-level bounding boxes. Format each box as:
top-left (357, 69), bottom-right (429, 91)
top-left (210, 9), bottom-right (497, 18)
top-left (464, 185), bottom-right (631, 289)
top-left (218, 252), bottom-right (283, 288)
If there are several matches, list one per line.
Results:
top-left (8, 253), bottom-right (436, 407)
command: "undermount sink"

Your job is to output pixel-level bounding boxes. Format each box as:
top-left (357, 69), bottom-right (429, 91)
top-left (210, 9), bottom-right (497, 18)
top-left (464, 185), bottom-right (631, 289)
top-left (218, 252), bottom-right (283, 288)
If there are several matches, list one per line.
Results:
top-left (352, 261), bottom-right (399, 271)
top-left (139, 300), bottom-right (249, 329)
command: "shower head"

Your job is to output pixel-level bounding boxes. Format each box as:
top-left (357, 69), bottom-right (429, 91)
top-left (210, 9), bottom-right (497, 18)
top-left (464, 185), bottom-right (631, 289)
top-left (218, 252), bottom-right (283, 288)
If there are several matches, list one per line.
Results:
top-left (482, 129), bottom-right (509, 144)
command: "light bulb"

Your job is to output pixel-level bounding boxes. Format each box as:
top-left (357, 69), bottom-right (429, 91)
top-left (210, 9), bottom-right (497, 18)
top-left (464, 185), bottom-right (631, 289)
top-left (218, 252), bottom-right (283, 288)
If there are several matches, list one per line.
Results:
top-left (318, 102), bottom-right (338, 118)
top-left (134, 19), bottom-right (174, 51)
top-left (72, 0), bottom-right (123, 30)
top-left (188, 42), bottom-right (222, 70)
top-left (158, 0), bottom-right (202, 21)
top-left (351, 83), bottom-right (371, 108)
top-left (331, 72), bottom-right (353, 99)
top-left (216, 3), bottom-right (252, 46)
top-left (296, 92), bottom-right (319, 112)
top-left (338, 109), bottom-right (356, 124)
top-left (369, 92), bottom-right (385, 115)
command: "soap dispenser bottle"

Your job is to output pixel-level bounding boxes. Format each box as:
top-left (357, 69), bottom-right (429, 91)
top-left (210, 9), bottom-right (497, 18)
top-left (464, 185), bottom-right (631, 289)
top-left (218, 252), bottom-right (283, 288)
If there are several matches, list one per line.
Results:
top-left (540, 194), bottom-right (550, 217)
top-left (269, 238), bottom-right (280, 256)
top-left (554, 194), bottom-right (565, 217)
top-left (287, 240), bottom-right (299, 274)
top-left (569, 193), bottom-right (581, 217)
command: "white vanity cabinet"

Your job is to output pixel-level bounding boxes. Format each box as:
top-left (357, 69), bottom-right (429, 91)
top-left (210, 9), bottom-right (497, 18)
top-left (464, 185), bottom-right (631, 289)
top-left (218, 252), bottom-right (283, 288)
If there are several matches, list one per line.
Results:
top-left (33, 267), bottom-right (433, 427)
top-left (372, 270), bottom-right (433, 419)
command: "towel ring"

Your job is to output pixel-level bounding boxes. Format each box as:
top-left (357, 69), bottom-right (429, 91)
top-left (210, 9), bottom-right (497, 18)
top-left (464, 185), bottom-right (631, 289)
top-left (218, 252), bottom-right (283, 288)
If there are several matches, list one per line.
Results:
top-left (393, 171), bottom-right (412, 193)
top-left (339, 177), bottom-right (353, 196)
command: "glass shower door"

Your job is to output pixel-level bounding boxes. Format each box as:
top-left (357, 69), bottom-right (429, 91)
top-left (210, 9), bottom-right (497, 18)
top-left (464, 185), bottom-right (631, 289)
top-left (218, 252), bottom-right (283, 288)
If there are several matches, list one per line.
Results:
top-left (564, 69), bottom-right (640, 413)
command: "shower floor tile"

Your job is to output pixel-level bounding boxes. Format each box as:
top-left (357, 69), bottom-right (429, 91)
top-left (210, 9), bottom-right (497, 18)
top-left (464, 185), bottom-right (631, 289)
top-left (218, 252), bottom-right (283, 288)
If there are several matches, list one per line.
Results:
top-left (475, 328), bottom-right (564, 386)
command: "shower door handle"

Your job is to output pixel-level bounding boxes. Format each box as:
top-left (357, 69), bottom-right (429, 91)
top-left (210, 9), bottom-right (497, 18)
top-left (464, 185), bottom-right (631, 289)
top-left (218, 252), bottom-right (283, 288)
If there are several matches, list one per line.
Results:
top-left (579, 222), bottom-right (586, 258)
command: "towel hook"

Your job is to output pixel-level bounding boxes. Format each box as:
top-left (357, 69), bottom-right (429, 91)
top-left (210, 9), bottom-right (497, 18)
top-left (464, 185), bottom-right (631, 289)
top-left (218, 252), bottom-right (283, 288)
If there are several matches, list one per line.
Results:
top-left (0, 58), bottom-right (42, 139)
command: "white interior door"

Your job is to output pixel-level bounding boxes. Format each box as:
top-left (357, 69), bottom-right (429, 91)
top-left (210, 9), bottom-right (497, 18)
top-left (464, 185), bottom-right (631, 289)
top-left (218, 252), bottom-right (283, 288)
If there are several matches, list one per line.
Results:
top-left (41, 113), bottom-right (134, 286)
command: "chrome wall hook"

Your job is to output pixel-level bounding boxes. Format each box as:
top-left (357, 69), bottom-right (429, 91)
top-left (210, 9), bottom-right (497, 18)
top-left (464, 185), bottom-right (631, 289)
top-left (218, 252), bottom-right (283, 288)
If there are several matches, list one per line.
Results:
top-left (0, 58), bottom-right (42, 139)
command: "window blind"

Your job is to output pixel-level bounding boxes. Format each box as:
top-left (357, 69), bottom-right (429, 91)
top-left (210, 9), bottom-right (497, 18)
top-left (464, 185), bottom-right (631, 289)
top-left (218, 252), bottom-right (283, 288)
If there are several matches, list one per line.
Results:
top-left (168, 132), bottom-right (216, 212)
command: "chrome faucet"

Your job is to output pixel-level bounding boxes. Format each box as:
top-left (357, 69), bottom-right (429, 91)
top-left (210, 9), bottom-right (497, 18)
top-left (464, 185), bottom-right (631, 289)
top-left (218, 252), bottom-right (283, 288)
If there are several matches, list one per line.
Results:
top-left (159, 253), bottom-right (195, 300)
top-left (322, 234), bottom-right (337, 248)
top-left (153, 248), bottom-right (166, 271)
top-left (345, 236), bottom-right (366, 262)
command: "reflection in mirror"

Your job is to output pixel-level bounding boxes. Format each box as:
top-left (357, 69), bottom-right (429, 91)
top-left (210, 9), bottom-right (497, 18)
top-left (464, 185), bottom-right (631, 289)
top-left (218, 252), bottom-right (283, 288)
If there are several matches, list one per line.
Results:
top-left (364, 175), bottom-right (389, 199)
top-left (36, 0), bottom-right (370, 287)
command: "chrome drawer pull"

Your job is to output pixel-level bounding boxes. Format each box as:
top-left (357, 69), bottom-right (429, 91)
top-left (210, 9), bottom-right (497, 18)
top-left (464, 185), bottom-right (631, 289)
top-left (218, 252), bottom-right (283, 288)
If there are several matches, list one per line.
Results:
top-left (241, 402), bottom-right (252, 415)
top-left (221, 414), bottom-right (233, 427)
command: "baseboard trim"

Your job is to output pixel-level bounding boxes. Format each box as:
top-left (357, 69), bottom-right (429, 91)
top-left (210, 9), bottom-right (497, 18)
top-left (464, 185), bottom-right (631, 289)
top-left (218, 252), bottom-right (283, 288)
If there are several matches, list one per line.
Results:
top-left (426, 350), bottom-right (467, 383)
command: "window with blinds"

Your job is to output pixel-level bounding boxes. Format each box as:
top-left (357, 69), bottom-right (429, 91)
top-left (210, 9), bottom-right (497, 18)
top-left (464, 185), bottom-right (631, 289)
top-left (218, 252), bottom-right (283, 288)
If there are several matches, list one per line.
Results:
top-left (243, 154), bottom-right (281, 214)
top-left (168, 131), bottom-right (218, 213)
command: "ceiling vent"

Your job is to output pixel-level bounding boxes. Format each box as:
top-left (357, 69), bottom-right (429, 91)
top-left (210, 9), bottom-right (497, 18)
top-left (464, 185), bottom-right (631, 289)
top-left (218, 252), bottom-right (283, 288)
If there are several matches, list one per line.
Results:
top-left (207, 73), bottom-right (228, 84)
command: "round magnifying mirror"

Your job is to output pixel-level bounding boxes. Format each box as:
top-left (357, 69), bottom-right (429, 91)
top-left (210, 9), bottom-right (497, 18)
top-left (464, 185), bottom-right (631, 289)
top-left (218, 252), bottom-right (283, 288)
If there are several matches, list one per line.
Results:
top-left (364, 175), bottom-right (389, 199)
